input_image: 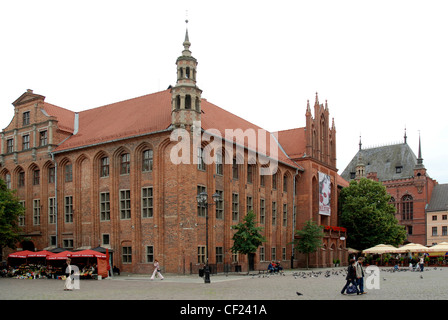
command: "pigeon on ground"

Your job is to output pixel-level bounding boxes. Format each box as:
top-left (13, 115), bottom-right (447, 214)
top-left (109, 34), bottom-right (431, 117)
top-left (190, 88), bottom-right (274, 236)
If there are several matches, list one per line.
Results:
top-left (296, 292), bottom-right (303, 296)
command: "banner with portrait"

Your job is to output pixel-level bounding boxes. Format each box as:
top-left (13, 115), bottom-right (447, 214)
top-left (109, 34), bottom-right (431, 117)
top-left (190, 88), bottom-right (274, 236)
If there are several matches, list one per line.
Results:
top-left (318, 172), bottom-right (331, 216)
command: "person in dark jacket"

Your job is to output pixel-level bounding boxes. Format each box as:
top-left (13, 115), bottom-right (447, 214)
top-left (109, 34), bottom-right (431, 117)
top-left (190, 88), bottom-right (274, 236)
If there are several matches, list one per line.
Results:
top-left (341, 259), bottom-right (360, 295)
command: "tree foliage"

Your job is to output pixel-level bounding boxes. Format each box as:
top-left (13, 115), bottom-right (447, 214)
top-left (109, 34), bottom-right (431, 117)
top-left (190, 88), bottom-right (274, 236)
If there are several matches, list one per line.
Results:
top-left (231, 210), bottom-right (265, 255)
top-left (0, 179), bottom-right (24, 249)
top-left (293, 220), bottom-right (324, 269)
top-left (339, 178), bottom-right (406, 250)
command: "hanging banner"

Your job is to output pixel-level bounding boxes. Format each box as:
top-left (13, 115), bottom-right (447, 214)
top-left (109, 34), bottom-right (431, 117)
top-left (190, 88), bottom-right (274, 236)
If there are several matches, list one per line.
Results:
top-left (319, 172), bottom-right (331, 215)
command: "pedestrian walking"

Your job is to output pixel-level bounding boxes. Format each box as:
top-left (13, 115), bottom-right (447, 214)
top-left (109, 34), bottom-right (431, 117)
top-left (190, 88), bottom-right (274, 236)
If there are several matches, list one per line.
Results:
top-left (151, 259), bottom-right (164, 280)
top-left (419, 256), bottom-right (424, 272)
top-left (63, 258), bottom-right (74, 291)
top-left (341, 259), bottom-right (359, 295)
top-left (355, 257), bottom-right (366, 294)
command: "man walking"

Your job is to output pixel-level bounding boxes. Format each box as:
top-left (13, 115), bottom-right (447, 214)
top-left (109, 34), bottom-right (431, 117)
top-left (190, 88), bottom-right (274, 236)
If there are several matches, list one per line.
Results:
top-left (355, 257), bottom-right (366, 294)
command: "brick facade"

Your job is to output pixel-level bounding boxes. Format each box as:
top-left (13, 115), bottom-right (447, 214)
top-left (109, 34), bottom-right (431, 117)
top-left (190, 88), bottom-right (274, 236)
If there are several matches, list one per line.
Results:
top-left (1, 28), bottom-right (348, 273)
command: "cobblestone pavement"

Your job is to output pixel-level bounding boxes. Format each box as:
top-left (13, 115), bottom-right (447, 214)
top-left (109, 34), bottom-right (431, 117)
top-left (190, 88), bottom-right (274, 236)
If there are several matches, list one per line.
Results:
top-left (1, 266), bottom-right (448, 301)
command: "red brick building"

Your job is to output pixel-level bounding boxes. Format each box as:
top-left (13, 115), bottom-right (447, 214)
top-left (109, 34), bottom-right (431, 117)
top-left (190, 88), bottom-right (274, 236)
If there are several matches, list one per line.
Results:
top-left (1, 28), bottom-right (348, 273)
top-left (341, 134), bottom-right (438, 246)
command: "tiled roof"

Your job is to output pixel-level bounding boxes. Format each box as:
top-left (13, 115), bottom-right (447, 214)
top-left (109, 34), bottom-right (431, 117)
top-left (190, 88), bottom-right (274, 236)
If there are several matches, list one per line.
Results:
top-left (42, 102), bottom-right (75, 133)
top-left (427, 184), bottom-right (448, 212)
top-left (340, 143), bottom-right (419, 182)
top-left (48, 89), bottom-right (302, 170)
top-left (275, 128), bottom-right (307, 160)
top-left (53, 90), bottom-right (172, 152)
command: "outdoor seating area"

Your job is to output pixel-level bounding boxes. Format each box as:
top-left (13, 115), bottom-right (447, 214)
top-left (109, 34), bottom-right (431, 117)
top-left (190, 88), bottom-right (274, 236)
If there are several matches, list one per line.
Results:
top-left (2, 248), bottom-right (110, 280)
top-left (360, 242), bottom-right (448, 267)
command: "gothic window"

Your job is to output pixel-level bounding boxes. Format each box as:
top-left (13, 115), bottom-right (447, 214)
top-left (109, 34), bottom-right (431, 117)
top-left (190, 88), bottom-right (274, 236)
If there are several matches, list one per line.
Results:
top-left (185, 95), bottom-right (192, 109)
top-left (175, 95), bottom-right (181, 109)
top-left (142, 150), bottom-right (153, 172)
top-left (283, 174), bottom-right (288, 193)
top-left (402, 195), bottom-right (413, 220)
top-left (195, 97), bottom-right (200, 112)
top-left (65, 164), bottom-right (73, 182)
top-left (100, 157), bottom-right (109, 177)
top-left (33, 169), bottom-right (40, 185)
top-left (120, 153), bottom-right (130, 175)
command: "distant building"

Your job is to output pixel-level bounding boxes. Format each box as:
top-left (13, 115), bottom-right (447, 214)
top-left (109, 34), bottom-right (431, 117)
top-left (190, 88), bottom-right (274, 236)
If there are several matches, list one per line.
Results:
top-left (341, 133), bottom-right (438, 245)
top-left (426, 184), bottom-right (448, 246)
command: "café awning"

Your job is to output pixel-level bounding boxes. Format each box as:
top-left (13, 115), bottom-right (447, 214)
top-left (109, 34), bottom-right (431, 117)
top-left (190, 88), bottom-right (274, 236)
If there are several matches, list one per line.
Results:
top-left (362, 244), bottom-right (397, 254)
top-left (68, 249), bottom-right (106, 259)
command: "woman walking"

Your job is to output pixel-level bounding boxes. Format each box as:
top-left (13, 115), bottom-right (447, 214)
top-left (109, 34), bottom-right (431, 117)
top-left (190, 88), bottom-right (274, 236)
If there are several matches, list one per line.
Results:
top-left (341, 259), bottom-right (359, 295)
top-left (64, 258), bottom-right (74, 291)
top-left (151, 259), bottom-right (164, 280)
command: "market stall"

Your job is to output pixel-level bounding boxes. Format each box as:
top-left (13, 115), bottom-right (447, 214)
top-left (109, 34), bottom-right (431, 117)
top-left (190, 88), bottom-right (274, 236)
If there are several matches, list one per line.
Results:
top-left (67, 249), bottom-right (109, 279)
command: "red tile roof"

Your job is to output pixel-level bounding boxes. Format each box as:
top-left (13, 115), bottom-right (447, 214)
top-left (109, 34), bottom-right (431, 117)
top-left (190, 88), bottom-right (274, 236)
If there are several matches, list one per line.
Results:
top-left (275, 128), bottom-right (307, 160)
top-left (47, 89), bottom-right (303, 170)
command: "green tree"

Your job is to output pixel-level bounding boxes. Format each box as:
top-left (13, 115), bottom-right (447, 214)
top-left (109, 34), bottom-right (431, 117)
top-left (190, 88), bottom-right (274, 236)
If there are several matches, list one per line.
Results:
top-left (0, 179), bottom-right (24, 250)
top-left (231, 210), bottom-right (266, 273)
top-left (339, 178), bottom-right (406, 250)
top-left (293, 220), bottom-right (324, 269)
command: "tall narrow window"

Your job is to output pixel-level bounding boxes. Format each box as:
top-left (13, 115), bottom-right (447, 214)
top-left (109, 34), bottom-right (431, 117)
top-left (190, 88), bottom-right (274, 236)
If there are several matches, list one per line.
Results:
top-left (142, 187), bottom-right (154, 218)
top-left (232, 158), bottom-right (239, 179)
top-left (247, 164), bottom-right (253, 184)
top-left (6, 139), bottom-right (13, 153)
top-left (197, 148), bottom-right (206, 171)
top-left (100, 157), bottom-right (109, 177)
top-left (120, 153), bottom-right (130, 175)
top-left (260, 199), bottom-right (265, 224)
top-left (39, 131), bottom-right (48, 146)
top-left (33, 169), bottom-right (40, 185)
top-left (283, 203), bottom-right (288, 227)
top-left (23, 111), bottom-right (30, 126)
top-left (185, 95), bottom-right (192, 109)
top-left (22, 135), bottom-right (30, 150)
top-left (216, 153), bottom-right (223, 175)
top-left (48, 197), bottom-right (56, 224)
top-left (65, 196), bottom-right (73, 223)
top-left (100, 192), bottom-right (110, 221)
top-left (402, 195), bottom-right (413, 220)
top-left (283, 174), bottom-right (288, 193)
top-left (142, 150), bottom-right (153, 172)
top-left (215, 190), bottom-right (224, 219)
top-left (272, 173), bottom-right (277, 190)
top-left (65, 164), bottom-right (73, 182)
top-left (120, 190), bottom-right (131, 219)
top-left (48, 167), bottom-right (55, 183)
top-left (272, 201), bottom-right (277, 225)
top-left (33, 199), bottom-right (40, 225)
top-left (197, 185), bottom-right (206, 217)
top-left (232, 193), bottom-right (239, 221)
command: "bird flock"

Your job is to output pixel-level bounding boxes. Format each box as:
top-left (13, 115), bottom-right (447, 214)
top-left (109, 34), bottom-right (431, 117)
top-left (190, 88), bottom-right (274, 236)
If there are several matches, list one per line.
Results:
top-left (246, 266), bottom-right (446, 297)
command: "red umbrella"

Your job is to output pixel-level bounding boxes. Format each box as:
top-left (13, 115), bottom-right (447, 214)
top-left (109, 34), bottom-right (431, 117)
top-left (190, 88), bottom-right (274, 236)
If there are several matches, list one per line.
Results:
top-left (28, 250), bottom-right (55, 258)
top-left (8, 250), bottom-right (34, 258)
top-left (46, 251), bottom-right (72, 260)
top-left (68, 249), bottom-right (106, 259)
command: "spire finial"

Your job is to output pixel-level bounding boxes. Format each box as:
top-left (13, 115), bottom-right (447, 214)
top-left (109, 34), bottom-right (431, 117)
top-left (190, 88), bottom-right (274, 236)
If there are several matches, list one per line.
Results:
top-left (182, 16), bottom-right (191, 55)
top-left (359, 134), bottom-right (362, 150)
top-left (404, 126), bottom-right (407, 144)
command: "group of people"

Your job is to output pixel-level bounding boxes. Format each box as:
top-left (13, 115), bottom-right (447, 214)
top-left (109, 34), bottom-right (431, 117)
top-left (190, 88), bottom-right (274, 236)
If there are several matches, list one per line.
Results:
top-left (267, 261), bottom-right (283, 274)
top-left (341, 257), bottom-right (367, 295)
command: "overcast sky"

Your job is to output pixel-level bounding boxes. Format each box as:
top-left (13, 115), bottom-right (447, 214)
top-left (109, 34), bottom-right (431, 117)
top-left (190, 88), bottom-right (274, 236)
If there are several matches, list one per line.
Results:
top-left (1, 1), bottom-right (447, 184)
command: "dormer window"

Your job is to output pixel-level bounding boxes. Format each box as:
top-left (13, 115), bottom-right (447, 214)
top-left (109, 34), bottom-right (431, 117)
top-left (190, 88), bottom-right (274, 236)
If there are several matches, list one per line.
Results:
top-left (23, 111), bottom-right (30, 126)
top-left (395, 166), bottom-right (403, 174)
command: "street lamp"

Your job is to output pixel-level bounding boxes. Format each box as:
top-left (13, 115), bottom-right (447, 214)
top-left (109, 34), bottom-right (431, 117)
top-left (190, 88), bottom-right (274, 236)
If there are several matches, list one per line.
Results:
top-left (196, 191), bottom-right (221, 284)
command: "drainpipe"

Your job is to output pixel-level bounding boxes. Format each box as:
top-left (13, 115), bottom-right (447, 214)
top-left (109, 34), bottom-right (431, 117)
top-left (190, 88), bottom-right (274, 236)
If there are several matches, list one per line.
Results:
top-left (291, 168), bottom-right (299, 269)
top-left (50, 152), bottom-right (58, 248)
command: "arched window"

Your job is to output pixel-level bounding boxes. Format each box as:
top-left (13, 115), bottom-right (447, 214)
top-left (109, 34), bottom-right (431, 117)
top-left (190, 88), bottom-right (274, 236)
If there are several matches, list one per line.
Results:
top-left (175, 95), bottom-right (181, 109)
top-left (195, 97), bottom-right (200, 112)
top-left (186, 67), bottom-right (190, 79)
top-left (142, 150), bottom-right (153, 172)
top-left (283, 174), bottom-right (288, 193)
top-left (185, 95), bottom-right (191, 109)
top-left (402, 195), bottom-right (413, 220)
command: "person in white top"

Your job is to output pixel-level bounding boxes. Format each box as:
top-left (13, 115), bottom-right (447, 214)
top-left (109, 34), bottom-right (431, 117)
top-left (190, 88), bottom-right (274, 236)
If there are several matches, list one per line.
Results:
top-left (151, 259), bottom-right (164, 280)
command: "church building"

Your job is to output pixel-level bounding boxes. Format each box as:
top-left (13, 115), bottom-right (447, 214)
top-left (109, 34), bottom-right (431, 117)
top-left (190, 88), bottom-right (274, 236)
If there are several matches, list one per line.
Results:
top-left (1, 26), bottom-right (348, 273)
